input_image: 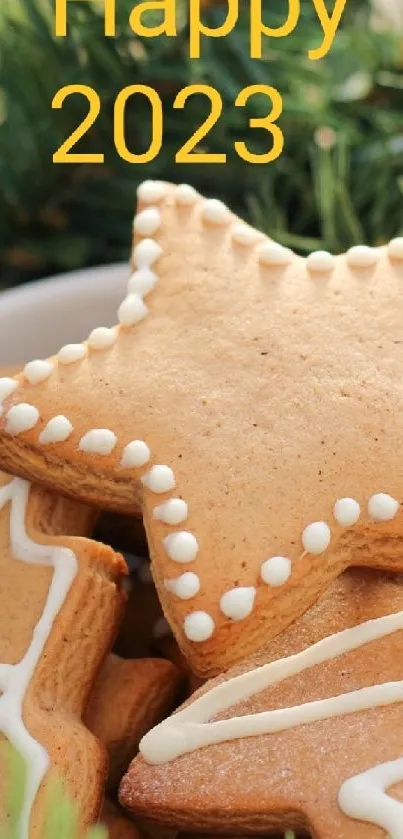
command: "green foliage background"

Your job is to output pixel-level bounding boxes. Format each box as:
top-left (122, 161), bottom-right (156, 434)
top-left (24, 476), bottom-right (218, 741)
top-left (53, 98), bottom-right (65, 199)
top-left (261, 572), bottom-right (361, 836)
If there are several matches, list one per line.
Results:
top-left (0, 0), bottom-right (402, 289)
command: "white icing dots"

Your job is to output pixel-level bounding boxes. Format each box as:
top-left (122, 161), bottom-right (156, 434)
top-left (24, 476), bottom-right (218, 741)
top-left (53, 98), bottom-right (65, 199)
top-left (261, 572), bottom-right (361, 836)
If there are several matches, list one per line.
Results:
top-left (118, 294), bottom-right (148, 327)
top-left (334, 497), bottom-right (361, 527)
top-left (346, 245), bottom-right (378, 268)
top-left (58, 344), bottom-right (87, 365)
top-left (306, 250), bottom-right (334, 272)
top-left (260, 556), bottom-right (291, 587)
top-left (133, 238), bottom-right (163, 269)
top-left (184, 611), bottom-right (214, 642)
top-left (153, 498), bottom-right (188, 525)
top-left (302, 521), bottom-right (331, 554)
top-left (165, 572), bottom-right (200, 600)
top-left (176, 184), bottom-right (198, 206)
top-left (137, 180), bottom-right (168, 204)
top-left (388, 237), bottom-right (403, 261)
top-left (142, 465), bottom-right (175, 494)
top-left (0, 378), bottom-right (18, 405)
top-left (23, 360), bottom-right (53, 385)
top-left (202, 199), bottom-right (230, 226)
top-left (87, 326), bottom-right (117, 350)
top-left (5, 404), bottom-right (39, 435)
top-left (39, 416), bottom-right (73, 445)
top-left (220, 586), bottom-right (256, 621)
top-left (79, 429), bottom-right (117, 456)
top-left (127, 268), bottom-right (157, 298)
top-left (368, 493), bottom-right (399, 522)
top-left (121, 440), bottom-right (150, 469)
top-left (134, 207), bottom-right (161, 237)
top-left (231, 224), bottom-right (259, 246)
top-left (258, 242), bottom-right (292, 266)
top-left (163, 531), bottom-right (199, 564)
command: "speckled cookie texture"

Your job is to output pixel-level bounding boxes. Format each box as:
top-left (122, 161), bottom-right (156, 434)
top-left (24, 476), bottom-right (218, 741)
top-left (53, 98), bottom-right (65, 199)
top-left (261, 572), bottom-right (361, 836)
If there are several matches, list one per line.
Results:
top-left (85, 653), bottom-right (183, 790)
top-left (120, 569), bottom-right (403, 839)
top-left (0, 183), bottom-right (403, 676)
top-left (0, 470), bottom-right (126, 838)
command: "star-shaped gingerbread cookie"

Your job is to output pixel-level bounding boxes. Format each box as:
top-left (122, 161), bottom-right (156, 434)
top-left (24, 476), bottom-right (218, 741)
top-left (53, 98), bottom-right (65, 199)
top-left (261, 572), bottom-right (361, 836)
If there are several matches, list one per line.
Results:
top-left (0, 471), bottom-right (126, 838)
top-left (120, 568), bottom-right (403, 839)
top-left (0, 183), bottom-right (402, 677)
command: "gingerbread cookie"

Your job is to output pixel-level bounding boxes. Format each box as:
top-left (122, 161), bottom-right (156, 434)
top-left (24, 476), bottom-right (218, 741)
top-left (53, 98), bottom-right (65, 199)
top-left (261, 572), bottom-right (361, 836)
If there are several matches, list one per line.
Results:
top-left (101, 801), bottom-right (141, 839)
top-left (0, 471), bottom-right (126, 838)
top-left (121, 568), bottom-right (403, 839)
top-left (85, 654), bottom-right (183, 790)
top-left (0, 184), bottom-right (402, 676)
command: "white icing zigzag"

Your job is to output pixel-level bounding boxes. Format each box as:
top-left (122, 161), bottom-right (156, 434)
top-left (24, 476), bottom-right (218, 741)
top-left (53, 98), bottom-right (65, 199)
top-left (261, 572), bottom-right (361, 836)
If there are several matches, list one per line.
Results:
top-left (0, 479), bottom-right (77, 839)
top-left (141, 609), bottom-right (403, 837)
top-left (339, 758), bottom-right (403, 838)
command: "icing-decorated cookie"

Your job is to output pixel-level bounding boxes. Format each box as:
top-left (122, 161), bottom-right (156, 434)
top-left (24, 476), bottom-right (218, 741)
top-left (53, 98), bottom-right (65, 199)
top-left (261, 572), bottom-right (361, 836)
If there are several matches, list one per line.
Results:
top-left (0, 185), bottom-right (403, 676)
top-left (120, 569), bottom-right (403, 839)
top-left (0, 472), bottom-right (126, 839)
top-left (85, 654), bottom-right (183, 791)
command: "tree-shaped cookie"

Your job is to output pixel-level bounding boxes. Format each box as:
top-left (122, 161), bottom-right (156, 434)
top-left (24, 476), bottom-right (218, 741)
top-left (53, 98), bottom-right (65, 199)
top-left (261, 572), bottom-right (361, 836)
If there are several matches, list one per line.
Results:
top-left (120, 568), bottom-right (403, 839)
top-left (0, 471), bottom-right (126, 838)
top-left (0, 183), bottom-right (402, 676)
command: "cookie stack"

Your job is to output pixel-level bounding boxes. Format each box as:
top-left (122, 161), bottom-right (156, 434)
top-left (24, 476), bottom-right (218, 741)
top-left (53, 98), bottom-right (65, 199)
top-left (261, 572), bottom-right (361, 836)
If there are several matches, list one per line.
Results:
top-left (0, 181), bottom-right (403, 839)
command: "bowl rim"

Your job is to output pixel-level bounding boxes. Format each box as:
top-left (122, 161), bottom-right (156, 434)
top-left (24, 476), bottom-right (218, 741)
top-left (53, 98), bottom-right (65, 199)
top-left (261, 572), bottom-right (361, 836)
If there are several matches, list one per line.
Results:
top-left (0, 263), bottom-right (127, 308)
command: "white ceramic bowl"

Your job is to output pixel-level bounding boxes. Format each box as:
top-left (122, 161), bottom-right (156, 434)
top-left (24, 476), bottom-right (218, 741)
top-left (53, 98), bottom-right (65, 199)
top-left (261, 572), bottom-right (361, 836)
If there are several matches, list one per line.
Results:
top-left (0, 264), bottom-right (128, 365)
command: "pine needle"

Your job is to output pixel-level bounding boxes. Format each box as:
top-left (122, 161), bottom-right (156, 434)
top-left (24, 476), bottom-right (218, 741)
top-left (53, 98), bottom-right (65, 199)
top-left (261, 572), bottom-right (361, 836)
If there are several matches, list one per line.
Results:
top-left (0, 0), bottom-right (402, 287)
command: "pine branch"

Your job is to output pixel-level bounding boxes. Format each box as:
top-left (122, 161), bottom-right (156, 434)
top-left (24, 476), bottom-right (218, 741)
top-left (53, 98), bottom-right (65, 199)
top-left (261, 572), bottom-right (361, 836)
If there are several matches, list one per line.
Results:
top-left (0, 0), bottom-right (402, 287)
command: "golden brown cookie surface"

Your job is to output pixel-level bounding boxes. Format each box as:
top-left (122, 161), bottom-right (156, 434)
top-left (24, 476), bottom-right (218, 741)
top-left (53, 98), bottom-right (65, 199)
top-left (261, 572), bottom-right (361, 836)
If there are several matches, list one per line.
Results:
top-left (119, 569), bottom-right (403, 839)
top-left (101, 800), bottom-right (141, 839)
top-left (0, 472), bottom-right (126, 838)
top-left (85, 654), bottom-right (183, 790)
top-left (1, 186), bottom-right (403, 676)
